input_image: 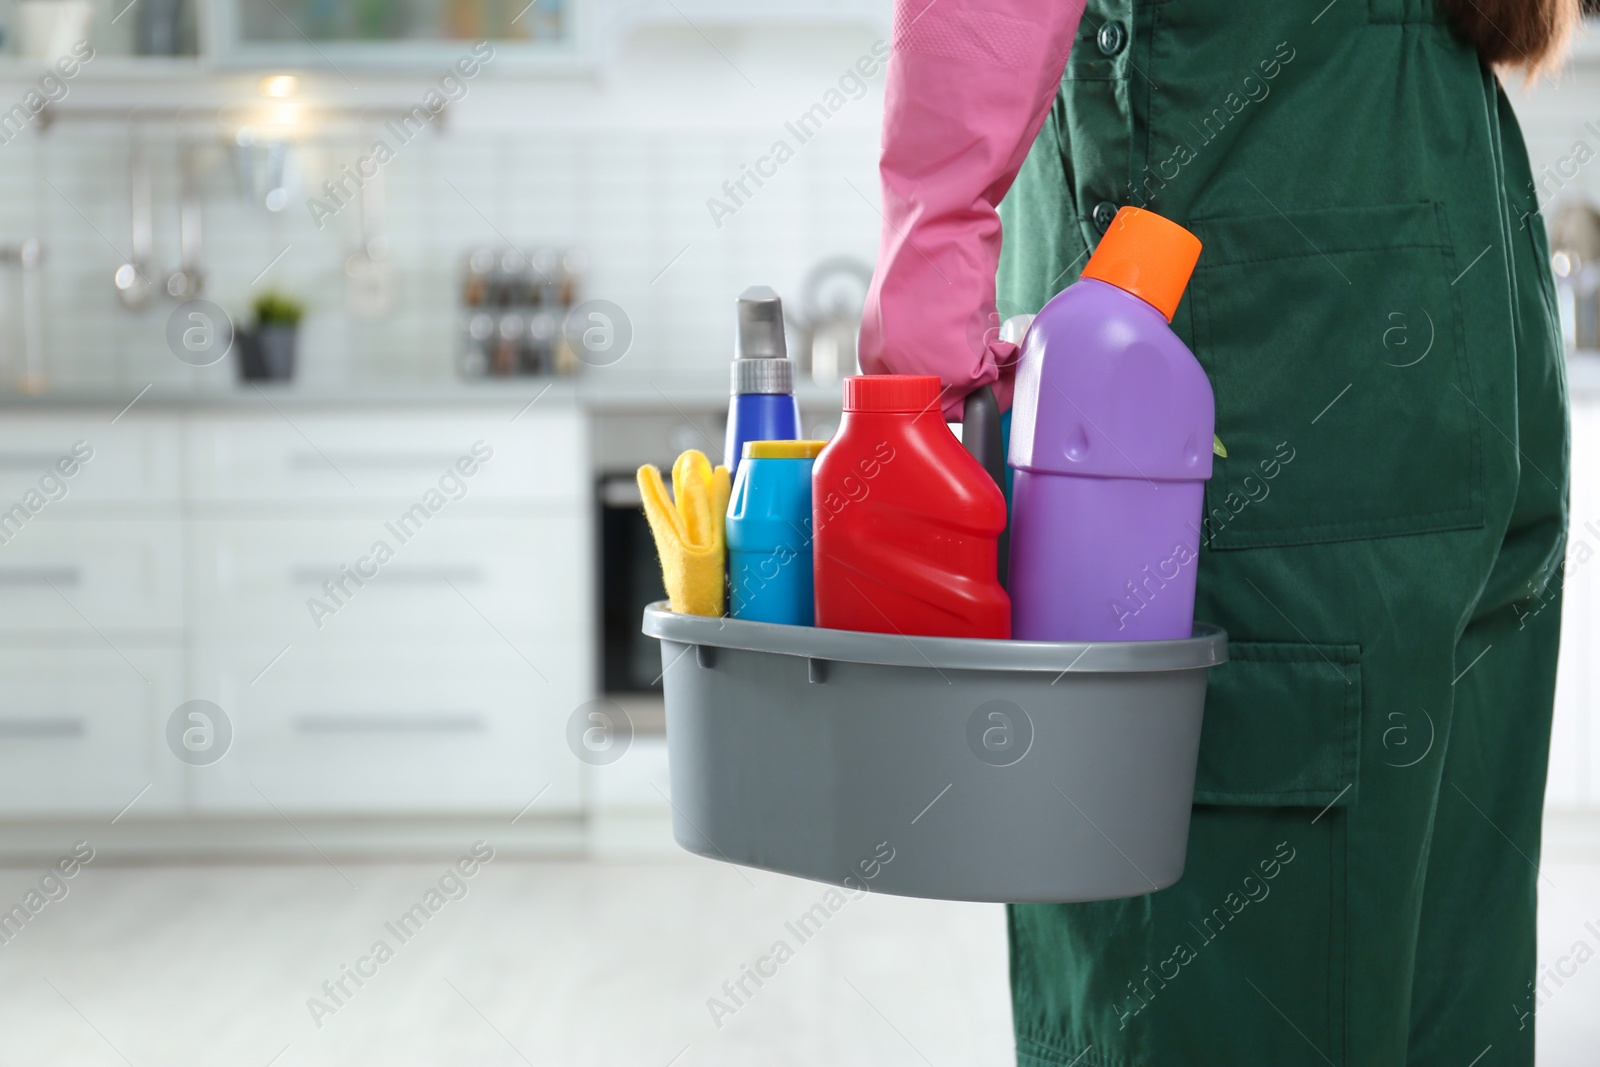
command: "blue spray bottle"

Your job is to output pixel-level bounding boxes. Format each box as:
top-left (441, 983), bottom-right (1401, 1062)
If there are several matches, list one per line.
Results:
top-left (724, 286), bottom-right (800, 477)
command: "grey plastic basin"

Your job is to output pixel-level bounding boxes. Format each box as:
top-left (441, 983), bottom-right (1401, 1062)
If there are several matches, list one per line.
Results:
top-left (642, 603), bottom-right (1227, 903)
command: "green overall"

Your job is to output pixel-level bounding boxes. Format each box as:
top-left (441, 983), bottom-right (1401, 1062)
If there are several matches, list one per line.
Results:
top-left (996, 2), bottom-right (1570, 1065)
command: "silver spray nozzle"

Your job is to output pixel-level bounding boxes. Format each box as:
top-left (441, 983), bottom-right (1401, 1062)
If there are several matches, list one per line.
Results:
top-left (735, 285), bottom-right (787, 360)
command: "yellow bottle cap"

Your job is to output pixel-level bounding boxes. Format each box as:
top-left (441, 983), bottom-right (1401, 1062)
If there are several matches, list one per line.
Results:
top-left (742, 439), bottom-right (827, 460)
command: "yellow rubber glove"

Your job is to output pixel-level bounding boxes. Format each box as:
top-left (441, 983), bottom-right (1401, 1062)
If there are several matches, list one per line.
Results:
top-left (637, 450), bottom-right (731, 617)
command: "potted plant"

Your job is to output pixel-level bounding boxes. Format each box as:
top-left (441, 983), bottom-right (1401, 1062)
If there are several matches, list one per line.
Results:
top-left (239, 291), bottom-right (305, 382)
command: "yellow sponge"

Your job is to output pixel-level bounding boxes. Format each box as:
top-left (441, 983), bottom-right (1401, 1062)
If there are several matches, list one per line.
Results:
top-left (637, 450), bottom-right (731, 617)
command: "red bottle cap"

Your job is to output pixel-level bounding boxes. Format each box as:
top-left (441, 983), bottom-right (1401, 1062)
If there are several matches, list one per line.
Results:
top-left (842, 374), bottom-right (942, 413)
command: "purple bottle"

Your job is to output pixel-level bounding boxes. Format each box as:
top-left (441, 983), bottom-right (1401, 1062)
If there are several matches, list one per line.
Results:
top-left (1008, 207), bottom-right (1213, 642)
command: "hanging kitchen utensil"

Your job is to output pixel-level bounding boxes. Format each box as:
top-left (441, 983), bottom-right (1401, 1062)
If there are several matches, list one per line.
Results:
top-left (1, 238), bottom-right (47, 394)
top-left (232, 131), bottom-right (295, 212)
top-left (18, 238), bottom-right (46, 395)
top-left (166, 143), bottom-right (204, 300)
top-left (114, 127), bottom-right (156, 311)
top-left (263, 140), bottom-right (290, 213)
top-left (344, 158), bottom-right (392, 317)
top-left (793, 255), bottom-right (872, 385)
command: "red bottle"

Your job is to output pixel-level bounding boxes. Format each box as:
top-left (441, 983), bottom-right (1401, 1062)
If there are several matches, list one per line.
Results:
top-left (813, 375), bottom-right (1010, 638)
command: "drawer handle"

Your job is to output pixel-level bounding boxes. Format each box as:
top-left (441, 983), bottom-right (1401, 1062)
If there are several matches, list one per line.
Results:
top-left (289, 566), bottom-right (484, 585)
top-left (293, 713), bottom-right (486, 734)
top-left (0, 566), bottom-right (80, 586)
top-left (0, 717), bottom-right (84, 738)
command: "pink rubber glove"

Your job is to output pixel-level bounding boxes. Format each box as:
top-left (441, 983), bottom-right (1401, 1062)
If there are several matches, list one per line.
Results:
top-left (859, 0), bottom-right (1086, 420)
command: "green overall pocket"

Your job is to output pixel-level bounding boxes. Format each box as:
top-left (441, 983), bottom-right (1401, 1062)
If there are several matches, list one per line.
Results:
top-left (1186, 201), bottom-right (1486, 550)
top-left (1192, 641), bottom-right (1362, 806)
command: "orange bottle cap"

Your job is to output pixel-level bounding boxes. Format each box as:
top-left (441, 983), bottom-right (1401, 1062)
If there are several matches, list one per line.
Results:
top-left (1080, 207), bottom-right (1202, 322)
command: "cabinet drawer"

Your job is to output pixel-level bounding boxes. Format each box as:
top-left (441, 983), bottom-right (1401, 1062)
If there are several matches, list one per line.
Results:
top-left (0, 647), bottom-right (183, 816)
top-left (0, 519), bottom-right (184, 635)
top-left (186, 410), bottom-right (585, 504)
top-left (188, 514), bottom-right (587, 643)
top-left (0, 414), bottom-right (180, 508)
top-left (190, 643), bottom-right (586, 814)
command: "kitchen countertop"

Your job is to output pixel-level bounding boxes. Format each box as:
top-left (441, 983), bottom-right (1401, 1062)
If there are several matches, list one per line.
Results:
top-left (0, 371), bottom-right (847, 413)
top-left (4, 352), bottom-right (1598, 411)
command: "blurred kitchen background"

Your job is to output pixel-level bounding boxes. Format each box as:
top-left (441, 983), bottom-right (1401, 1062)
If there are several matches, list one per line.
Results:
top-left (0, 0), bottom-right (1596, 1063)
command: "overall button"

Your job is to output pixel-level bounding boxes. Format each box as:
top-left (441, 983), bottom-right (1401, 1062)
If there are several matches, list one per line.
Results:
top-left (1092, 201), bottom-right (1119, 232)
top-left (1096, 21), bottom-right (1126, 56)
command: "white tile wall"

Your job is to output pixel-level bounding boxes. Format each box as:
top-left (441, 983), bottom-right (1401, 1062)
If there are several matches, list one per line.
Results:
top-left (0, 29), bottom-right (888, 393)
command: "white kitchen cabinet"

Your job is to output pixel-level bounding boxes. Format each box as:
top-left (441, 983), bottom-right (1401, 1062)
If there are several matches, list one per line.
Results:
top-left (180, 404), bottom-right (592, 819)
top-left (1550, 394), bottom-right (1600, 807)
top-left (186, 514), bottom-right (584, 645)
top-left (0, 414), bottom-right (181, 509)
top-left (211, 0), bottom-right (582, 71)
top-left (185, 409), bottom-right (585, 506)
top-left (0, 403), bottom-right (592, 831)
top-left (0, 647), bottom-right (184, 816)
top-left (0, 415), bottom-right (186, 820)
top-left (186, 641), bottom-right (585, 814)
top-left (0, 518), bottom-right (184, 637)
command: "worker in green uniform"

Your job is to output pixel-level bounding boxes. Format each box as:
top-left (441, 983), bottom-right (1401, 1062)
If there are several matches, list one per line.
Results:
top-left (857, 0), bottom-right (1576, 1063)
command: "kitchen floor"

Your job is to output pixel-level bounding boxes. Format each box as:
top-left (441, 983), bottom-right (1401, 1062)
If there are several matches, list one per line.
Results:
top-left (0, 851), bottom-right (1595, 1066)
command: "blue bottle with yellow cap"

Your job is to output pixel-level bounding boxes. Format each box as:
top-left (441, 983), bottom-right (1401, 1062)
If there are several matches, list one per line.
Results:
top-left (726, 439), bottom-right (826, 625)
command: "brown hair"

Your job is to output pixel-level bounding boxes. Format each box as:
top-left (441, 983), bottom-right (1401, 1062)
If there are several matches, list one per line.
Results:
top-left (1435, 0), bottom-right (1584, 76)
